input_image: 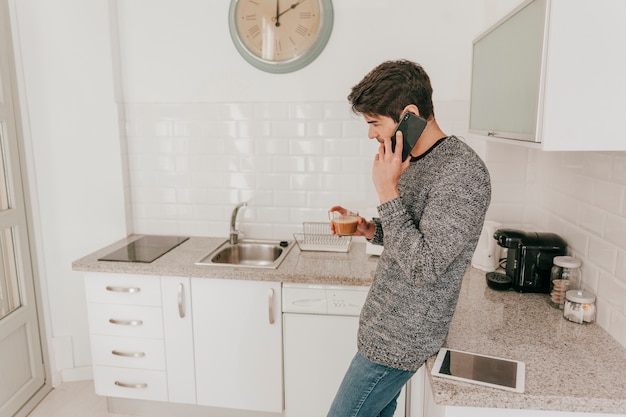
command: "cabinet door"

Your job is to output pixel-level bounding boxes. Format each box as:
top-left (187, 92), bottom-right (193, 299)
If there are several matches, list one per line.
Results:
top-left (192, 278), bottom-right (282, 413)
top-left (161, 276), bottom-right (196, 404)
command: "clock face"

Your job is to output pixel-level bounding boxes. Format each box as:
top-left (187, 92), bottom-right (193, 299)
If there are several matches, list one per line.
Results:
top-left (229, 0), bottom-right (333, 73)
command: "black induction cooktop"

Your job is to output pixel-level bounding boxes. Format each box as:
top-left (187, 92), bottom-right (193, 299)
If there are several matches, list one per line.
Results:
top-left (98, 235), bottom-right (189, 263)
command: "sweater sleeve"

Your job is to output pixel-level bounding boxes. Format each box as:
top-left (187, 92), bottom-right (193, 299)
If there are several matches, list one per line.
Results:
top-left (369, 217), bottom-right (384, 246)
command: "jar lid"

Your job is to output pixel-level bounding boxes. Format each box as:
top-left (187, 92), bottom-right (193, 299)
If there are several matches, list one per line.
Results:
top-left (553, 256), bottom-right (582, 268)
top-left (565, 289), bottom-right (595, 303)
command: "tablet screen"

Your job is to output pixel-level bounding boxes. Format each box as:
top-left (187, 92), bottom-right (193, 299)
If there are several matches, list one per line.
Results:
top-left (432, 348), bottom-right (525, 393)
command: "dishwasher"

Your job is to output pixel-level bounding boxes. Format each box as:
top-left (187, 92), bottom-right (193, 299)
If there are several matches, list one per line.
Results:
top-left (282, 283), bottom-right (408, 417)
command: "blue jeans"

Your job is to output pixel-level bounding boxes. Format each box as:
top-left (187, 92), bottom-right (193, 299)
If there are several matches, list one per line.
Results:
top-left (327, 352), bottom-right (416, 417)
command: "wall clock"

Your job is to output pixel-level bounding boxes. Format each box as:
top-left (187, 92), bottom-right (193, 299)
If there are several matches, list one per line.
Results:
top-left (228, 0), bottom-right (334, 74)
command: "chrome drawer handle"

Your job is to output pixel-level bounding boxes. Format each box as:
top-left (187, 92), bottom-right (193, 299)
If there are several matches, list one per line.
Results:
top-left (106, 286), bottom-right (141, 293)
top-left (109, 318), bottom-right (143, 326)
top-left (177, 283), bottom-right (186, 318)
top-left (268, 288), bottom-right (275, 325)
top-left (114, 381), bottom-right (148, 389)
top-left (112, 350), bottom-right (146, 358)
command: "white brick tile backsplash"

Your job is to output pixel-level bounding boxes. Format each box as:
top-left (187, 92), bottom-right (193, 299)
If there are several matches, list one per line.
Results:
top-left (305, 120), bottom-right (342, 138)
top-left (255, 137), bottom-right (290, 155)
top-left (588, 236), bottom-right (618, 272)
top-left (616, 250), bottom-right (626, 284)
top-left (343, 119), bottom-right (368, 138)
top-left (254, 102), bottom-right (290, 120)
top-left (272, 121), bottom-right (307, 138)
top-left (613, 154), bottom-right (626, 184)
top-left (562, 224), bottom-right (590, 256)
top-left (272, 156), bottom-right (307, 173)
top-left (290, 174), bottom-right (323, 191)
top-left (598, 271), bottom-right (626, 314)
top-left (609, 310), bottom-right (626, 347)
top-left (289, 103), bottom-right (324, 120)
top-left (257, 173), bottom-right (291, 190)
top-left (123, 101), bottom-right (626, 348)
top-left (486, 160), bottom-right (528, 184)
top-left (237, 121), bottom-right (272, 138)
top-left (218, 103), bottom-right (255, 120)
top-left (597, 180), bottom-right (626, 213)
top-left (584, 152), bottom-right (614, 180)
top-left (323, 102), bottom-right (353, 120)
top-left (604, 213), bottom-right (626, 251)
top-left (289, 138), bottom-right (325, 155)
top-left (202, 121), bottom-right (238, 138)
top-left (305, 156), bottom-right (343, 172)
top-left (274, 190), bottom-right (308, 207)
top-left (578, 205), bottom-right (606, 236)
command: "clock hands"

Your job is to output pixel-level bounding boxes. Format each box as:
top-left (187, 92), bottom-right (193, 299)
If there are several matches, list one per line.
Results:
top-left (277, 0), bottom-right (306, 19)
top-left (275, 0), bottom-right (281, 27)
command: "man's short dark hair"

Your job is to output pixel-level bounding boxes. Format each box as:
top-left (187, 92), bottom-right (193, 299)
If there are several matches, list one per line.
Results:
top-left (348, 60), bottom-right (435, 123)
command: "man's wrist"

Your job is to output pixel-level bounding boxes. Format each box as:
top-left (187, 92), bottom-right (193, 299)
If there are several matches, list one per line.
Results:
top-left (378, 190), bottom-right (400, 204)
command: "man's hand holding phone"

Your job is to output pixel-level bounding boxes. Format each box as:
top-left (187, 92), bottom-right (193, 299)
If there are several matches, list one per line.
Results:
top-left (373, 131), bottom-right (407, 204)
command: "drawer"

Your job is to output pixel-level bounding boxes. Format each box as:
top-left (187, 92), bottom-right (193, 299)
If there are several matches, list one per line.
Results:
top-left (87, 304), bottom-right (163, 338)
top-left (91, 335), bottom-right (165, 370)
top-left (93, 366), bottom-right (167, 401)
top-left (85, 272), bottom-right (161, 306)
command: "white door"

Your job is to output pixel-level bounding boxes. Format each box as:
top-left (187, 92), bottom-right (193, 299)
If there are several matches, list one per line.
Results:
top-left (0, 1), bottom-right (47, 416)
top-left (160, 276), bottom-right (195, 404)
top-left (192, 278), bottom-right (283, 413)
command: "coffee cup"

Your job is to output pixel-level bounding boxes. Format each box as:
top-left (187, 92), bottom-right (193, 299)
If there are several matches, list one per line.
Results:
top-left (329, 209), bottom-right (359, 236)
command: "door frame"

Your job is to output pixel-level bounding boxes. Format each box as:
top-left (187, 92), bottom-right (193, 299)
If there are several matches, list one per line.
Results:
top-left (1, 0), bottom-right (53, 415)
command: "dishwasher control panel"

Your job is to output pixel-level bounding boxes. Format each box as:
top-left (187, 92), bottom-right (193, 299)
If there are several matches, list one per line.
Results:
top-left (282, 283), bottom-right (369, 316)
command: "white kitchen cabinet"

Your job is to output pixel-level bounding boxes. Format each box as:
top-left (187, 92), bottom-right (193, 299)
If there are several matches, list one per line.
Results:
top-left (85, 273), bottom-right (195, 405)
top-left (191, 278), bottom-right (283, 413)
top-left (85, 272), bottom-right (166, 401)
top-left (469, 0), bottom-right (626, 151)
top-left (160, 276), bottom-right (195, 404)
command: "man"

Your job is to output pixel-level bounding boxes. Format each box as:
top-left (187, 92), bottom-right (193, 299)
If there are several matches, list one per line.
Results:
top-left (327, 60), bottom-right (491, 417)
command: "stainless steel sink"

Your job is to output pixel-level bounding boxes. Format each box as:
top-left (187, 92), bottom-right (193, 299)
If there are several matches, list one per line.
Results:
top-left (195, 239), bottom-right (294, 269)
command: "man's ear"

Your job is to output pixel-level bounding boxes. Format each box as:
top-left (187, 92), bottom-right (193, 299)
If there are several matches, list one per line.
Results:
top-left (402, 104), bottom-right (420, 116)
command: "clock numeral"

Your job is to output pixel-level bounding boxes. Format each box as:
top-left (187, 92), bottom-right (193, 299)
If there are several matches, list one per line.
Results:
top-left (243, 14), bottom-right (256, 21)
top-left (300, 11), bottom-right (312, 19)
top-left (248, 24), bottom-right (261, 38)
top-left (276, 39), bottom-right (282, 52)
top-left (295, 24), bottom-right (309, 37)
top-left (247, 0), bottom-right (260, 5)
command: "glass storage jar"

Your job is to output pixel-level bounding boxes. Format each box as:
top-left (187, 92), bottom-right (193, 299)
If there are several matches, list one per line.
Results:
top-left (563, 290), bottom-right (596, 324)
top-left (550, 256), bottom-right (582, 309)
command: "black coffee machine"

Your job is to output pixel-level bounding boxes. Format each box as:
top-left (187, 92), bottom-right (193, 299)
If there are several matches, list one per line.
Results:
top-left (491, 229), bottom-right (566, 293)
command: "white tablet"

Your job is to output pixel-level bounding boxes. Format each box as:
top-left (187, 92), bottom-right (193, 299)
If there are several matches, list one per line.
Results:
top-left (431, 348), bottom-right (525, 393)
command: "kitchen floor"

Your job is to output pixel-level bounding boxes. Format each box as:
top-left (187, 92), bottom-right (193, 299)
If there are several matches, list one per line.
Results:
top-left (27, 380), bottom-right (134, 417)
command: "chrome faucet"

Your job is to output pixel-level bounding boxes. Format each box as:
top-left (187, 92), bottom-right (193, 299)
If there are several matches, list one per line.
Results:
top-left (230, 202), bottom-right (247, 244)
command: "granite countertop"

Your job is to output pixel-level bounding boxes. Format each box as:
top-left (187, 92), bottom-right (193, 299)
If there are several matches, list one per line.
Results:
top-left (73, 235), bottom-right (626, 415)
top-left (72, 235), bottom-right (377, 286)
top-left (426, 267), bottom-right (626, 415)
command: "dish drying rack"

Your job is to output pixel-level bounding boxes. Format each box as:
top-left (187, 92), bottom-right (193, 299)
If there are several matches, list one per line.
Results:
top-left (294, 222), bottom-right (352, 253)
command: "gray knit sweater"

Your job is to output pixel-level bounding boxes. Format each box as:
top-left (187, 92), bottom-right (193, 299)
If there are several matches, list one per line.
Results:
top-left (358, 136), bottom-right (491, 371)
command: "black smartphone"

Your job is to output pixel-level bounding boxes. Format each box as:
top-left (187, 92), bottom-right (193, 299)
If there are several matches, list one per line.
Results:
top-left (391, 112), bottom-right (427, 161)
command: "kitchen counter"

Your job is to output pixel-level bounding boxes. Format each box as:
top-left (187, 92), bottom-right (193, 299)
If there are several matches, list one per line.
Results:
top-left (72, 235), bottom-right (377, 286)
top-left (73, 235), bottom-right (626, 415)
top-left (426, 267), bottom-right (626, 415)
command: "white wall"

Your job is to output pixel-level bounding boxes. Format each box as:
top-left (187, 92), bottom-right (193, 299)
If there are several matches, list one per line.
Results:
top-left (11, 0), bottom-right (127, 382)
top-left (11, 0), bottom-right (626, 383)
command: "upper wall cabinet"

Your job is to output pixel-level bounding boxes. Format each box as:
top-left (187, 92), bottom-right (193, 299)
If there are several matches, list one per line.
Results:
top-left (469, 0), bottom-right (626, 151)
